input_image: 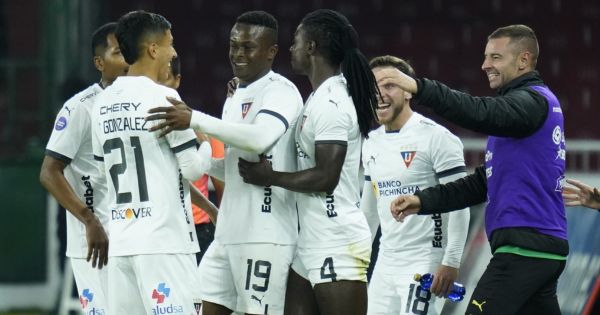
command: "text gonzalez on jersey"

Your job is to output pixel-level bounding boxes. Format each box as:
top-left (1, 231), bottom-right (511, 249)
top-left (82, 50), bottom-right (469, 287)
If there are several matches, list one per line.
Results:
top-left (100, 102), bottom-right (149, 134)
top-left (98, 101), bottom-right (153, 221)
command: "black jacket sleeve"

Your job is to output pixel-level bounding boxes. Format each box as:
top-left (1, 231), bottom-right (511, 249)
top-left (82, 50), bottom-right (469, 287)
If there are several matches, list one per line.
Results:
top-left (414, 78), bottom-right (547, 138)
top-left (416, 165), bottom-right (488, 214)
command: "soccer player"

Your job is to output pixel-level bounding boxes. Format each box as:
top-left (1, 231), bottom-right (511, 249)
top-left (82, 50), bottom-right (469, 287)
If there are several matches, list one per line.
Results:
top-left (91, 10), bottom-right (210, 313)
top-left (389, 25), bottom-right (567, 314)
top-left (145, 11), bottom-right (303, 315)
top-left (237, 9), bottom-right (379, 315)
top-left (361, 55), bottom-right (469, 315)
top-left (39, 22), bottom-right (127, 314)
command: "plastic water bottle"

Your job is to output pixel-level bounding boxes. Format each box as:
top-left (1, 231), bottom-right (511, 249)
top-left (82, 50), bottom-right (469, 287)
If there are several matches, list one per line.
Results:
top-left (413, 273), bottom-right (466, 302)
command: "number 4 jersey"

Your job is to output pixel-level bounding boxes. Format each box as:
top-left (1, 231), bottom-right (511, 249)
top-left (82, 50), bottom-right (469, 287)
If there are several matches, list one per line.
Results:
top-left (91, 76), bottom-right (199, 256)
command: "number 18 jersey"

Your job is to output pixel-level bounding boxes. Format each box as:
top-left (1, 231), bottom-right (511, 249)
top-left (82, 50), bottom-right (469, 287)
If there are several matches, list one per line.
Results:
top-left (91, 76), bottom-right (199, 256)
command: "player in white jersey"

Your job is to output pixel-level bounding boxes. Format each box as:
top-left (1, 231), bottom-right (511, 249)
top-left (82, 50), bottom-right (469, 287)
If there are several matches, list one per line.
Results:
top-left (237, 9), bottom-right (379, 315)
top-left (91, 11), bottom-right (210, 313)
top-left (40, 22), bottom-right (128, 314)
top-left (361, 56), bottom-right (470, 315)
top-left (145, 11), bottom-right (302, 315)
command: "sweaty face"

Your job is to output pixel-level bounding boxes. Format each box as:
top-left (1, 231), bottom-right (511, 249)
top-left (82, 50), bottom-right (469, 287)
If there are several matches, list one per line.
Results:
top-left (101, 33), bottom-right (128, 83)
top-left (372, 66), bottom-right (411, 129)
top-left (481, 37), bottom-right (521, 89)
top-left (229, 23), bottom-right (276, 85)
top-left (289, 26), bottom-right (310, 75)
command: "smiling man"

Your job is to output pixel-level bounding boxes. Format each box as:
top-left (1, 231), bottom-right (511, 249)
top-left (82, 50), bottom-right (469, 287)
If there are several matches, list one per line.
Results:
top-left (145, 10), bottom-right (303, 315)
top-left (361, 56), bottom-right (470, 315)
top-left (387, 25), bottom-right (568, 314)
top-left (91, 10), bottom-right (212, 313)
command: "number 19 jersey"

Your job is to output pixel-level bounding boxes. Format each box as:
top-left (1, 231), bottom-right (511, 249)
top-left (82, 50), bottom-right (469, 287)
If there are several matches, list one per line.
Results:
top-left (91, 76), bottom-right (199, 256)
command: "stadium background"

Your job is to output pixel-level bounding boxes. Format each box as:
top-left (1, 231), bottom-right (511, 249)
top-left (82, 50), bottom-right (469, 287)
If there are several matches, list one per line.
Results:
top-left (0, 0), bottom-right (598, 314)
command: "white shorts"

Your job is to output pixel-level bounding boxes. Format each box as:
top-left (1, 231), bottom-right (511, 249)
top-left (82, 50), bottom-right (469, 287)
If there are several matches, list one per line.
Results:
top-left (108, 254), bottom-right (201, 314)
top-left (198, 241), bottom-right (295, 315)
top-left (291, 237), bottom-right (371, 286)
top-left (71, 257), bottom-right (108, 314)
top-left (368, 263), bottom-right (443, 315)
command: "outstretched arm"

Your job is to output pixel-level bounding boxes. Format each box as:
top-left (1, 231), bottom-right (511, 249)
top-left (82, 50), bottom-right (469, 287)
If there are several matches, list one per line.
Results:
top-left (39, 155), bottom-right (108, 268)
top-left (376, 70), bottom-right (548, 138)
top-left (146, 97), bottom-right (289, 154)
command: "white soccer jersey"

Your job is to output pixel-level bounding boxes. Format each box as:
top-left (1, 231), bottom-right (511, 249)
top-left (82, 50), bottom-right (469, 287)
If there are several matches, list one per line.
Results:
top-left (45, 83), bottom-right (109, 259)
top-left (215, 71), bottom-right (302, 245)
top-left (91, 76), bottom-right (199, 256)
top-left (294, 74), bottom-right (370, 249)
top-left (362, 112), bottom-right (468, 269)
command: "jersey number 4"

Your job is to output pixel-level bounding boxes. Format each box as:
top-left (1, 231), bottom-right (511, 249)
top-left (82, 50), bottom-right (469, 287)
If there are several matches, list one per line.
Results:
top-left (103, 136), bottom-right (148, 204)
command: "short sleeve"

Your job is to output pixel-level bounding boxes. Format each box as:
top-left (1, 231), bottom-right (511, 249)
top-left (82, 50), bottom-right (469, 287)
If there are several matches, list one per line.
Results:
top-left (311, 99), bottom-right (350, 144)
top-left (257, 82), bottom-right (302, 131)
top-left (45, 102), bottom-right (90, 164)
top-left (430, 128), bottom-right (466, 177)
top-left (361, 138), bottom-right (371, 179)
top-left (160, 88), bottom-right (198, 153)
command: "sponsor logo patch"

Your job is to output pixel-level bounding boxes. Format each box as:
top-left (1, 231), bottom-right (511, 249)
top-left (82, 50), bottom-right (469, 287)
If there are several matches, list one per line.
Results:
top-left (55, 116), bottom-right (68, 131)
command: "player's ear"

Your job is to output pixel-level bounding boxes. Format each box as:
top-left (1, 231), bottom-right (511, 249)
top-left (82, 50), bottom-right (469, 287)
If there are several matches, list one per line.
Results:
top-left (148, 42), bottom-right (159, 59)
top-left (404, 90), bottom-right (412, 101)
top-left (93, 56), bottom-right (104, 72)
top-left (307, 40), bottom-right (317, 55)
top-left (267, 44), bottom-right (278, 61)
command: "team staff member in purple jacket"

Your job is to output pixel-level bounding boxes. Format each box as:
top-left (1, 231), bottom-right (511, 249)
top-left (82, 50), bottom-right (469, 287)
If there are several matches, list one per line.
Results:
top-left (388, 24), bottom-right (567, 315)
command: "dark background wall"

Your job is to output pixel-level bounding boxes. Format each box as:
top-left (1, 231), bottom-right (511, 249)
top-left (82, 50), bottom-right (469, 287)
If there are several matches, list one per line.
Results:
top-left (1, 0), bottom-right (599, 163)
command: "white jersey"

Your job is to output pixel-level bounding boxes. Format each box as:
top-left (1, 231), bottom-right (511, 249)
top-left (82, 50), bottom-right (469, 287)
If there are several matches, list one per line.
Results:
top-left (45, 83), bottom-right (109, 259)
top-left (295, 74), bottom-right (370, 249)
top-left (216, 71), bottom-right (302, 245)
top-left (91, 76), bottom-right (199, 256)
top-left (362, 113), bottom-right (468, 269)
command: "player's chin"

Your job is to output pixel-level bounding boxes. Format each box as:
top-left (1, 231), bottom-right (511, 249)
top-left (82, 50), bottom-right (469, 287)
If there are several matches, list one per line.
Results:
top-left (376, 113), bottom-right (390, 124)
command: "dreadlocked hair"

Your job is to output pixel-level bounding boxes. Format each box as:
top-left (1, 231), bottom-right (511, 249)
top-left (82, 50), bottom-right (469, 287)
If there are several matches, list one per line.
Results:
top-left (301, 9), bottom-right (379, 138)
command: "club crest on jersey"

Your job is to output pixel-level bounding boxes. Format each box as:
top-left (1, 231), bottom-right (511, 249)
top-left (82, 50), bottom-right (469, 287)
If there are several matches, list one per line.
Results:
top-left (401, 151), bottom-right (416, 168)
top-left (241, 102), bottom-right (252, 118)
